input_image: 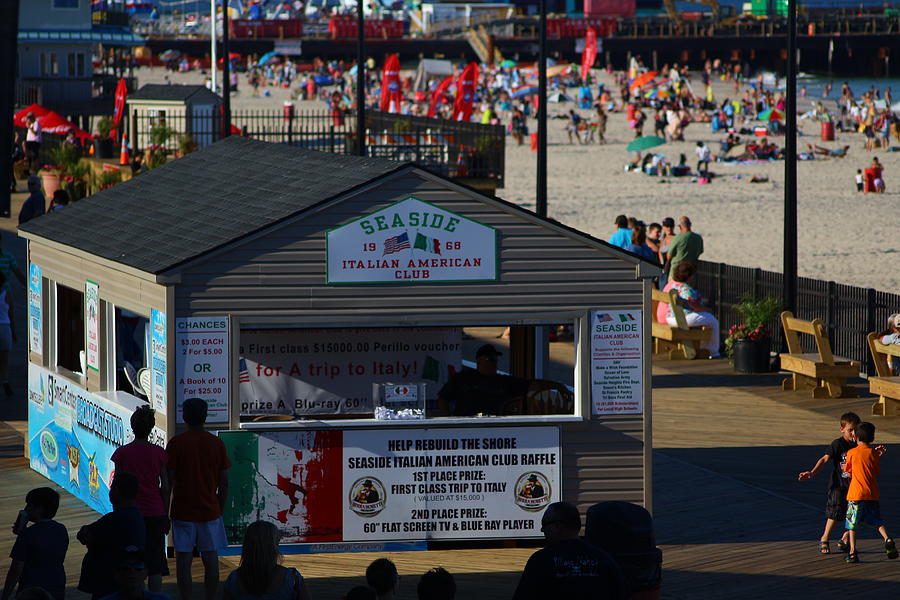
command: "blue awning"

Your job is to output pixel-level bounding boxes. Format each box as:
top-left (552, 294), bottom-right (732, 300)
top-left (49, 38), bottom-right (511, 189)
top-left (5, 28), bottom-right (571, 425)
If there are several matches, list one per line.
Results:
top-left (18, 28), bottom-right (145, 46)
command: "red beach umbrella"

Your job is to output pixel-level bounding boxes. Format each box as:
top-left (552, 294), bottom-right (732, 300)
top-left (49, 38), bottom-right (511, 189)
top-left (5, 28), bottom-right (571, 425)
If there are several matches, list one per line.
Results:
top-left (13, 104), bottom-right (51, 127)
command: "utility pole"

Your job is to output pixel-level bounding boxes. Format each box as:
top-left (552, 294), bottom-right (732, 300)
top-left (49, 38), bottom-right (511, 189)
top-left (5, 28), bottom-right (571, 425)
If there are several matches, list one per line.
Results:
top-left (783, 0), bottom-right (797, 313)
top-left (536, 0), bottom-right (547, 218)
top-left (221, 0), bottom-right (231, 137)
top-left (356, 0), bottom-right (366, 156)
top-left (0, 0), bottom-right (19, 217)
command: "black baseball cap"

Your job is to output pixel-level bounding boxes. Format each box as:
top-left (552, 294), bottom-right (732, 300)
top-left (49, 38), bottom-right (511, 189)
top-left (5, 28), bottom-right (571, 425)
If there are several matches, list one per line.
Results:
top-left (476, 344), bottom-right (502, 359)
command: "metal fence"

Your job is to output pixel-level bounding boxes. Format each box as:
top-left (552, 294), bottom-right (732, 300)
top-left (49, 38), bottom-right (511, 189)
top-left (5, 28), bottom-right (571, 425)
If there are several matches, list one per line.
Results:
top-left (128, 109), bottom-right (505, 186)
top-left (693, 260), bottom-right (900, 375)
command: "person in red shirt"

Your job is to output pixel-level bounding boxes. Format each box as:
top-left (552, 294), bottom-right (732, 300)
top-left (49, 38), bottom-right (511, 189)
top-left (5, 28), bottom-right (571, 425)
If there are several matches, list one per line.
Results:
top-left (166, 398), bottom-right (231, 600)
top-left (842, 421), bottom-right (898, 563)
top-left (111, 405), bottom-right (169, 591)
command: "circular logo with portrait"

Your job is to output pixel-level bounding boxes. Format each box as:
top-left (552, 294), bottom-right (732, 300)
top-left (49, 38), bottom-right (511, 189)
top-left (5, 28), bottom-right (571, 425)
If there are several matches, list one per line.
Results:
top-left (513, 472), bottom-right (551, 512)
top-left (348, 476), bottom-right (386, 517)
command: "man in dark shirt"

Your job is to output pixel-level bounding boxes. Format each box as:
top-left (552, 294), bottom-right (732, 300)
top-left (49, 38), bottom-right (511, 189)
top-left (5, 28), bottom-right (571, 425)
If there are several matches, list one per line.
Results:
top-left (77, 472), bottom-right (147, 600)
top-left (438, 344), bottom-right (528, 416)
top-left (512, 502), bottom-right (626, 600)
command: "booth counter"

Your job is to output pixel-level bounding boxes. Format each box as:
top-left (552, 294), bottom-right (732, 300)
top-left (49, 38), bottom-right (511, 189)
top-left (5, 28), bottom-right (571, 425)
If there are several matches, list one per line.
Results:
top-left (20, 137), bottom-right (658, 547)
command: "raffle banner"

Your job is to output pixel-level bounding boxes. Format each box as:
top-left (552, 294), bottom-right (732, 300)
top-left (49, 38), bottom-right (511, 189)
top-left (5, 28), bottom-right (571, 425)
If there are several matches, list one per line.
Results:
top-left (326, 197), bottom-right (497, 284)
top-left (150, 309), bottom-right (167, 415)
top-left (175, 317), bottom-right (230, 423)
top-left (221, 427), bottom-right (559, 544)
top-left (238, 327), bottom-right (462, 417)
top-left (590, 310), bottom-right (643, 415)
top-left (85, 281), bottom-right (100, 371)
top-left (342, 427), bottom-right (559, 541)
top-left (27, 363), bottom-right (166, 514)
top-left (28, 264), bottom-right (42, 356)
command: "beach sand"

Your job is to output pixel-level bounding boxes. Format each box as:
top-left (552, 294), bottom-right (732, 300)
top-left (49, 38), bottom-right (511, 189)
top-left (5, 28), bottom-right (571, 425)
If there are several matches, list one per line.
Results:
top-left (135, 66), bottom-right (899, 294)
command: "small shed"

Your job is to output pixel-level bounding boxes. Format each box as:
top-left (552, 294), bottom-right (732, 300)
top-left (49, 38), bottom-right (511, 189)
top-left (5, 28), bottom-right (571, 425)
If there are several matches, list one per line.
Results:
top-left (20, 137), bottom-right (658, 546)
top-left (127, 83), bottom-right (222, 151)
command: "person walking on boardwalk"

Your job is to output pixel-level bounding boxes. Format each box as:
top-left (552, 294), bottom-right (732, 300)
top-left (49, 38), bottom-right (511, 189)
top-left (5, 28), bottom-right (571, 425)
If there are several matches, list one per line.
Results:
top-left (798, 412), bottom-right (862, 554)
top-left (512, 502), bottom-right (625, 600)
top-left (842, 421), bottom-right (898, 563)
top-left (166, 398), bottom-right (231, 600)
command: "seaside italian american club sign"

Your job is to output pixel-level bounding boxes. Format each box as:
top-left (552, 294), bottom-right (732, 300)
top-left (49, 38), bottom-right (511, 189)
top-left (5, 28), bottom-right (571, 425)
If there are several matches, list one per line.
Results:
top-left (326, 197), bottom-right (497, 283)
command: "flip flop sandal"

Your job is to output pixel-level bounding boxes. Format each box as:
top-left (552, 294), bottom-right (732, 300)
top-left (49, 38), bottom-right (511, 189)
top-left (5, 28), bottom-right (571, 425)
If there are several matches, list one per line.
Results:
top-left (886, 539), bottom-right (898, 559)
top-left (819, 541), bottom-right (830, 554)
top-left (845, 552), bottom-right (859, 563)
top-left (837, 540), bottom-right (850, 553)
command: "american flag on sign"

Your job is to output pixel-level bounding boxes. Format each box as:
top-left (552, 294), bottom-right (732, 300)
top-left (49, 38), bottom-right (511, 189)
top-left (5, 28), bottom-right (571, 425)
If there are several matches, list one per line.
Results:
top-left (239, 358), bottom-right (251, 383)
top-left (383, 232), bottom-right (411, 255)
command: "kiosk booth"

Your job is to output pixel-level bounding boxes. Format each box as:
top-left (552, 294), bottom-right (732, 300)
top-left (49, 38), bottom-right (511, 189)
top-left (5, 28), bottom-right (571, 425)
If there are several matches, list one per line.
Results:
top-left (20, 137), bottom-right (658, 550)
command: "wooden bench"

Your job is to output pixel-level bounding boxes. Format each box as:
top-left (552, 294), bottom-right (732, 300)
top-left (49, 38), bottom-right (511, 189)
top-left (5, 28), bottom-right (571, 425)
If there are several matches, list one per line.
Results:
top-left (867, 332), bottom-right (900, 416)
top-left (779, 311), bottom-right (861, 398)
top-left (650, 288), bottom-right (712, 360)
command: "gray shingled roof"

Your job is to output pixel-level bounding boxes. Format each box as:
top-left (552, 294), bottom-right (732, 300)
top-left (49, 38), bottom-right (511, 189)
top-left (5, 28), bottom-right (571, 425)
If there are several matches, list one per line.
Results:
top-left (128, 84), bottom-right (220, 103)
top-left (19, 137), bottom-right (406, 274)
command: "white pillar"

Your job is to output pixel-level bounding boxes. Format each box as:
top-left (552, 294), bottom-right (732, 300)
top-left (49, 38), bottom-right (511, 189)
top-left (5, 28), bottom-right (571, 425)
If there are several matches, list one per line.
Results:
top-left (210, 0), bottom-right (217, 93)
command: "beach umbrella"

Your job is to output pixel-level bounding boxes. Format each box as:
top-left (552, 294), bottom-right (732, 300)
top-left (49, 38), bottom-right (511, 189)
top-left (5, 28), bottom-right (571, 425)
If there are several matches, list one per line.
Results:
top-left (629, 71), bottom-right (658, 90)
top-left (644, 89), bottom-right (669, 100)
top-left (759, 108), bottom-right (785, 121)
top-left (546, 64), bottom-right (571, 78)
top-left (159, 49), bottom-right (180, 62)
top-left (13, 103), bottom-right (51, 127)
top-left (257, 51), bottom-right (280, 66)
top-left (34, 111), bottom-right (78, 135)
top-left (626, 135), bottom-right (666, 153)
top-left (500, 59), bottom-right (516, 68)
top-left (313, 75), bottom-right (335, 86)
top-left (511, 86), bottom-right (539, 99)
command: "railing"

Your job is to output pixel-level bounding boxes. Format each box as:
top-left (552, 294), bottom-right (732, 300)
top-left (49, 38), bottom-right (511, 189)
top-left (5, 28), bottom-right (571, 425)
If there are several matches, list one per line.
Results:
top-left (15, 81), bottom-right (42, 109)
top-left (693, 260), bottom-right (900, 376)
top-left (127, 109), bottom-right (505, 186)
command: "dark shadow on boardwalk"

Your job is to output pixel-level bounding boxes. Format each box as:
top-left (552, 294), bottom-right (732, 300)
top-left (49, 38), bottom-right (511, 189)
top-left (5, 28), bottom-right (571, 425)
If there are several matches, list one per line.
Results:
top-left (662, 569), bottom-right (900, 599)
top-left (653, 369), bottom-right (871, 392)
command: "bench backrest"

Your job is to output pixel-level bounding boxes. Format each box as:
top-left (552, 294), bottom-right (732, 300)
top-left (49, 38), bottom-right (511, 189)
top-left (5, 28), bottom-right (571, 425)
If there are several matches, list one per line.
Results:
top-left (780, 310), bottom-right (836, 364)
top-left (867, 332), bottom-right (894, 378)
top-left (651, 287), bottom-right (690, 330)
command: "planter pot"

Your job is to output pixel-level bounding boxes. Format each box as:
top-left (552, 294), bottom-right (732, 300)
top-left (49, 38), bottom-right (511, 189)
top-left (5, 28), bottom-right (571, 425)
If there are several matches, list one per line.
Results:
top-left (733, 338), bottom-right (771, 373)
top-left (93, 138), bottom-right (115, 159)
top-left (39, 171), bottom-right (61, 198)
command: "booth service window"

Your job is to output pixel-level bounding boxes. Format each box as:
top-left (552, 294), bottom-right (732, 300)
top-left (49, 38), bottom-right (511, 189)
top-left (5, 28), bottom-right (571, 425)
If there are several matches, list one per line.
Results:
top-left (55, 284), bottom-right (84, 374)
top-left (114, 308), bottom-right (150, 395)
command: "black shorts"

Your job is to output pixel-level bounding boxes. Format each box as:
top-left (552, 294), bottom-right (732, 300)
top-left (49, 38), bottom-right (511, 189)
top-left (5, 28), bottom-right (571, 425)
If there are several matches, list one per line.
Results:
top-left (24, 141), bottom-right (40, 158)
top-left (826, 487), bottom-right (849, 521)
top-left (145, 515), bottom-right (170, 576)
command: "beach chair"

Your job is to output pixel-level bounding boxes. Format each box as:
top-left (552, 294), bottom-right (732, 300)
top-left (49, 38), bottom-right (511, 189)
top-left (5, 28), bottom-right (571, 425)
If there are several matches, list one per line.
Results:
top-left (779, 311), bottom-right (861, 398)
top-left (867, 332), bottom-right (900, 416)
top-left (650, 288), bottom-right (711, 360)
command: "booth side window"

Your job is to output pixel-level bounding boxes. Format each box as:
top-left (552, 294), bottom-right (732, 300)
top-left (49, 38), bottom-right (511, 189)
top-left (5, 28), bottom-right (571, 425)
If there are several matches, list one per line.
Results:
top-left (114, 307), bottom-right (150, 397)
top-left (56, 284), bottom-right (84, 374)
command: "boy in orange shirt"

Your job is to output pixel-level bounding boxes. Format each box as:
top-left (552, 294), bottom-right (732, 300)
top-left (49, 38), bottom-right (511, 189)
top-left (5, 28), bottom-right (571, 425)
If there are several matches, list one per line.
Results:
top-left (843, 421), bottom-right (899, 563)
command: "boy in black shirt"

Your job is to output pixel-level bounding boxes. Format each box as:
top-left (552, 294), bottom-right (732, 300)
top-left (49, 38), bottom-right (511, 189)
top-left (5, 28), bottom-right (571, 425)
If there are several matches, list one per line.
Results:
top-left (1, 487), bottom-right (68, 600)
top-left (798, 411), bottom-right (864, 554)
top-left (512, 502), bottom-right (625, 600)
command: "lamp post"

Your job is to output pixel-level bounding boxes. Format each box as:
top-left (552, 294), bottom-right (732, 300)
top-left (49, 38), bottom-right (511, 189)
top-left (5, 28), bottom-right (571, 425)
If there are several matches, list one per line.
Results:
top-left (0, 0), bottom-right (19, 217)
top-left (357, 0), bottom-right (366, 157)
top-left (783, 0), bottom-right (797, 314)
top-left (536, 0), bottom-right (547, 218)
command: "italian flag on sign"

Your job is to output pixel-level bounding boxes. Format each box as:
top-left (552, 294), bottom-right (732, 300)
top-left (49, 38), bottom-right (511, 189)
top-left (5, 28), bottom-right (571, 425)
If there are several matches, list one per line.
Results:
top-left (414, 232), bottom-right (441, 255)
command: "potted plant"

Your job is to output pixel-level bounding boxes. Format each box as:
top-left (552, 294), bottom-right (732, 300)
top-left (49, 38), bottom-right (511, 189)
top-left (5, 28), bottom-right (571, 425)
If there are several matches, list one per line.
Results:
top-left (39, 144), bottom-right (80, 198)
top-left (145, 123), bottom-right (174, 169)
top-left (93, 117), bottom-right (116, 158)
top-left (97, 169), bottom-right (122, 191)
top-left (724, 294), bottom-right (782, 373)
top-left (63, 162), bottom-right (90, 201)
top-left (177, 133), bottom-right (197, 157)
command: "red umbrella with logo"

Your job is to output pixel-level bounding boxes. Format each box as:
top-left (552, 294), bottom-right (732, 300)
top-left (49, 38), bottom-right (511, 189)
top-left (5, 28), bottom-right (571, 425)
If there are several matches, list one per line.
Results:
top-left (13, 104), bottom-right (51, 127)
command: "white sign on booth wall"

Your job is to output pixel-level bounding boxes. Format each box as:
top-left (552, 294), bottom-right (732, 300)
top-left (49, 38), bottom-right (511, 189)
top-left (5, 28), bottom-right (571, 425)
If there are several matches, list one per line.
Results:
top-left (238, 327), bottom-right (461, 416)
top-left (175, 317), bottom-right (230, 423)
top-left (28, 264), bottom-right (42, 356)
top-left (342, 427), bottom-right (559, 541)
top-left (590, 309), bottom-right (643, 415)
top-left (326, 197), bottom-right (498, 284)
top-left (85, 281), bottom-right (100, 371)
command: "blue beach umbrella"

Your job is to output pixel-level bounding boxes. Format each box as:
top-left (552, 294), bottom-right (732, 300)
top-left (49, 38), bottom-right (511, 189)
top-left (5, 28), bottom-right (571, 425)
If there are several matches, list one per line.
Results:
top-left (511, 86), bottom-right (539, 99)
top-left (257, 51), bottom-right (280, 67)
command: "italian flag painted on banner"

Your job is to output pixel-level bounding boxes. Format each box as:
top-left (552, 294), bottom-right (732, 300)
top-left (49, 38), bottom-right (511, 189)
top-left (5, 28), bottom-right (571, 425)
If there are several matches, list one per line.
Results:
top-left (414, 232), bottom-right (441, 254)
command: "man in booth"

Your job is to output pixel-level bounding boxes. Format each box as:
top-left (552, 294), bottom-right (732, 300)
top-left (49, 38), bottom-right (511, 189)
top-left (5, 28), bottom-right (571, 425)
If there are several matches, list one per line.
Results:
top-left (438, 344), bottom-right (528, 416)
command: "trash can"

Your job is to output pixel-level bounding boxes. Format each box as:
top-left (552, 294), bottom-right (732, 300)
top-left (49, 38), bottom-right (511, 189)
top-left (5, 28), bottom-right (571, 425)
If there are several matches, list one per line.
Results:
top-left (821, 121), bottom-right (835, 141)
top-left (585, 501), bottom-right (662, 600)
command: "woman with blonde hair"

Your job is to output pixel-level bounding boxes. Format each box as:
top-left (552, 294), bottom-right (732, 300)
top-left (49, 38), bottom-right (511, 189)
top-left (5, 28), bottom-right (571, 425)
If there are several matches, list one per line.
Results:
top-left (224, 521), bottom-right (311, 600)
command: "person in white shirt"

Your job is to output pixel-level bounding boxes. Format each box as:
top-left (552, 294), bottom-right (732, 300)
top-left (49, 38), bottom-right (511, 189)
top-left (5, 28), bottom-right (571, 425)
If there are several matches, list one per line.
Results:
top-left (24, 114), bottom-right (42, 171)
top-left (695, 141), bottom-right (711, 175)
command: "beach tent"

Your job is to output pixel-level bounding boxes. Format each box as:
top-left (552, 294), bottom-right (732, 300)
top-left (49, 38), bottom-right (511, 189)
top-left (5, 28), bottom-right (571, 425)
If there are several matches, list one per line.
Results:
top-left (413, 59), bottom-right (453, 91)
top-left (547, 92), bottom-right (573, 103)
